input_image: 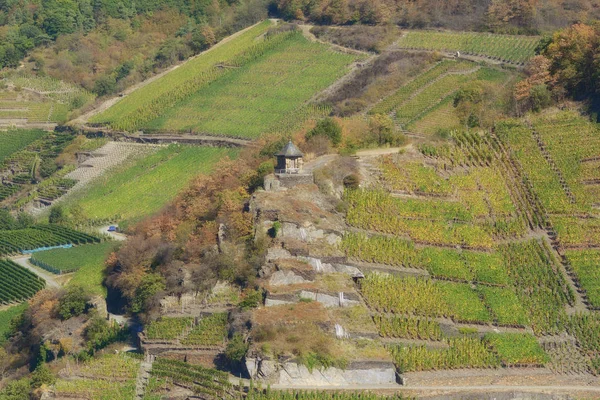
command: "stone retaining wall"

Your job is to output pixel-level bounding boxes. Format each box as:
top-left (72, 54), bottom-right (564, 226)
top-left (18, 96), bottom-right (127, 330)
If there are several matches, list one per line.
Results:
top-left (246, 358), bottom-right (397, 386)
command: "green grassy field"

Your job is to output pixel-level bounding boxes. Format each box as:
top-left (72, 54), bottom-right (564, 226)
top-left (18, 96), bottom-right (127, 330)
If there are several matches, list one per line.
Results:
top-left (31, 242), bottom-right (118, 296)
top-left (91, 21), bottom-right (274, 130)
top-left (91, 23), bottom-right (357, 138)
top-left (0, 303), bottom-right (27, 345)
top-left (396, 30), bottom-right (539, 64)
top-left (64, 145), bottom-right (238, 224)
top-left (145, 32), bottom-right (357, 138)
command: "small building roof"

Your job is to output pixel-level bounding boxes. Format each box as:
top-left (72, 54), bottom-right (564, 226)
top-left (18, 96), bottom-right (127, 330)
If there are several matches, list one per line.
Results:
top-left (276, 140), bottom-right (303, 157)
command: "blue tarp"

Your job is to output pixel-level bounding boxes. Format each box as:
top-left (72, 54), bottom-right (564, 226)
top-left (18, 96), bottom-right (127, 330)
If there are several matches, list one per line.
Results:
top-left (22, 244), bottom-right (73, 254)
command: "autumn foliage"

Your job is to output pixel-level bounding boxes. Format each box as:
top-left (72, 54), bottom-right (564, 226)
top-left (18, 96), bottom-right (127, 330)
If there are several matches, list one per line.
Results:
top-left (105, 143), bottom-right (272, 315)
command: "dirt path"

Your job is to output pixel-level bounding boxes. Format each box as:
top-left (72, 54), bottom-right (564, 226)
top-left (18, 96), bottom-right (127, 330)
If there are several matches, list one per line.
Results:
top-left (298, 24), bottom-right (371, 56)
top-left (135, 356), bottom-right (153, 400)
top-left (70, 20), bottom-right (266, 126)
top-left (270, 384), bottom-right (600, 394)
top-left (303, 154), bottom-right (339, 173)
top-left (11, 256), bottom-right (61, 289)
top-left (541, 231), bottom-right (589, 315)
top-left (98, 226), bottom-right (127, 241)
top-left (388, 46), bottom-right (524, 68)
top-left (356, 147), bottom-right (406, 157)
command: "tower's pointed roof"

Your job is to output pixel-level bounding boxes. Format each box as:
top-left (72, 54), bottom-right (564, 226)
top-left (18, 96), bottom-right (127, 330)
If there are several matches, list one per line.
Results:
top-left (276, 140), bottom-right (303, 157)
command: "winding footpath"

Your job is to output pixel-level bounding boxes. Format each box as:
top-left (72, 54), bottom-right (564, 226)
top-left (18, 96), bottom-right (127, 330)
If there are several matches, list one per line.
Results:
top-left (11, 255), bottom-right (60, 289)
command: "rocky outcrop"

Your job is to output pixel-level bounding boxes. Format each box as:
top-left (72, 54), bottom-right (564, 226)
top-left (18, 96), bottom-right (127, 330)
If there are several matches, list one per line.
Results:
top-left (266, 247), bottom-right (293, 262)
top-left (269, 270), bottom-right (311, 286)
top-left (281, 222), bottom-right (341, 246)
top-left (245, 358), bottom-right (397, 386)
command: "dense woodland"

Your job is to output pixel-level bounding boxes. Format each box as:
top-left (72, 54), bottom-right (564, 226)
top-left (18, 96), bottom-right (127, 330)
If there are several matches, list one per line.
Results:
top-left (1, 0), bottom-right (600, 98)
top-left (274, 0), bottom-right (600, 32)
top-left (0, 0), bottom-right (270, 95)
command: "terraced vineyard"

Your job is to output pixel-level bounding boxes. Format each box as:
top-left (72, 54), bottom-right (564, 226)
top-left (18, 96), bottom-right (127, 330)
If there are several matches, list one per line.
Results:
top-left (565, 250), bottom-right (600, 308)
top-left (343, 233), bottom-right (511, 285)
top-left (145, 358), bottom-right (232, 399)
top-left (0, 259), bottom-right (45, 305)
top-left (0, 72), bottom-right (95, 128)
top-left (0, 89), bottom-right (69, 126)
top-left (54, 353), bottom-right (140, 400)
top-left (370, 60), bottom-right (474, 116)
top-left (495, 110), bottom-right (600, 315)
top-left (370, 59), bottom-right (508, 132)
top-left (145, 32), bottom-right (356, 138)
top-left (394, 68), bottom-right (505, 127)
top-left (91, 21), bottom-right (274, 129)
top-left (181, 313), bottom-right (228, 347)
top-left (406, 97), bottom-right (460, 135)
top-left (91, 23), bottom-right (358, 138)
top-left (345, 135), bottom-right (525, 248)
top-left (0, 130), bottom-right (76, 206)
top-left (146, 317), bottom-right (194, 340)
top-left (0, 129), bottom-right (46, 164)
top-left (7, 74), bottom-right (95, 106)
top-left (396, 30), bottom-right (540, 64)
top-left (361, 273), bottom-right (529, 325)
top-left (144, 313), bottom-right (228, 346)
top-left (347, 121), bottom-right (600, 377)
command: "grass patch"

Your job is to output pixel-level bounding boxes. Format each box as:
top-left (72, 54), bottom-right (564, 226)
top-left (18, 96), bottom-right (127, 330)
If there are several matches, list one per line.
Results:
top-left (0, 303), bottom-right (27, 344)
top-left (32, 242), bottom-right (118, 296)
top-left (65, 145), bottom-right (238, 223)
